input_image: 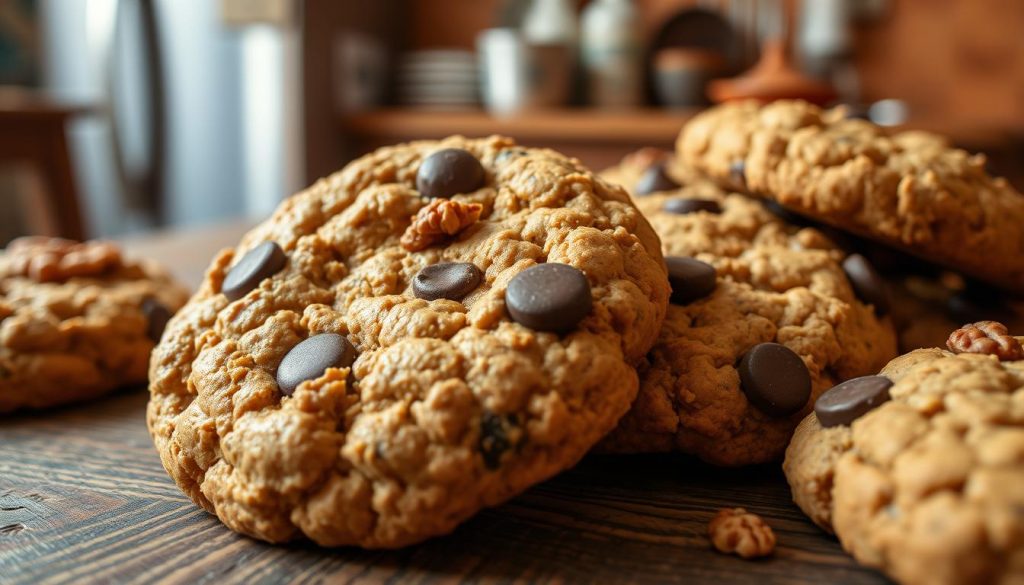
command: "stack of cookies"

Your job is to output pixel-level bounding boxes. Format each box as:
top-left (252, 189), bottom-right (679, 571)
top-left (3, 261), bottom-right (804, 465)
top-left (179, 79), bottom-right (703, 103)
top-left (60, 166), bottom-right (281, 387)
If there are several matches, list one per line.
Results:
top-left (598, 147), bottom-right (896, 466)
top-left (7, 98), bottom-right (1018, 584)
top-left (651, 100), bottom-right (1021, 584)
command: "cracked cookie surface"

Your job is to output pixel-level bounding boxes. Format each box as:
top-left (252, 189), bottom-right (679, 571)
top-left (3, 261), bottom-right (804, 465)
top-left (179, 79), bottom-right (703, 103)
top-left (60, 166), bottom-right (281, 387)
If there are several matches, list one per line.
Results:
top-left (677, 100), bottom-right (1024, 293)
top-left (598, 159), bottom-right (897, 465)
top-left (147, 135), bottom-right (669, 548)
top-left (784, 341), bottom-right (1024, 585)
top-left (0, 238), bottom-right (188, 412)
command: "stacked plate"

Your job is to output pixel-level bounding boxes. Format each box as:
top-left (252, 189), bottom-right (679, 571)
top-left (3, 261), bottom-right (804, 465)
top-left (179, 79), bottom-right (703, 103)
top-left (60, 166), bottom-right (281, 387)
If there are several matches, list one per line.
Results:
top-left (396, 50), bottom-right (480, 109)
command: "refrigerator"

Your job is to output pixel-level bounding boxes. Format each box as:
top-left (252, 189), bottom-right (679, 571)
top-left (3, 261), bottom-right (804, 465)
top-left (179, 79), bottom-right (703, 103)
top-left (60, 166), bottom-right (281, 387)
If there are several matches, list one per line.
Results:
top-left (40, 0), bottom-right (303, 237)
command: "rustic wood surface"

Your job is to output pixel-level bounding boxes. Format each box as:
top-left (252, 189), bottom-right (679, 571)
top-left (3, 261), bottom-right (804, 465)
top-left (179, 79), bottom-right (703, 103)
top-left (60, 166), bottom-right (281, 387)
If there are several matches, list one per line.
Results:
top-left (0, 221), bottom-right (890, 584)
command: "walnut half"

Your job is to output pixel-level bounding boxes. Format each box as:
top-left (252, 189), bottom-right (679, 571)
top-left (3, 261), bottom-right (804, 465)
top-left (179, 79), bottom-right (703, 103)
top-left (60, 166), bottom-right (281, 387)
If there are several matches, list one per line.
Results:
top-left (401, 199), bottom-right (483, 252)
top-left (708, 507), bottom-right (776, 559)
top-left (2, 237), bottom-right (123, 282)
top-left (947, 321), bottom-right (1024, 361)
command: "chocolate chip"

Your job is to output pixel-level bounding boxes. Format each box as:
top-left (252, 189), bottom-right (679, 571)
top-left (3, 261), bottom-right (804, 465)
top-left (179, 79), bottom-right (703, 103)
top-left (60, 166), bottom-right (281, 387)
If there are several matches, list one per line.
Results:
top-left (729, 160), bottom-right (747, 188)
top-left (416, 148), bottom-right (486, 199)
top-left (141, 297), bottom-right (171, 343)
top-left (661, 198), bottom-right (722, 215)
top-left (738, 342), bottom-right (812, 417)
top-left (506, 263), bottom-right (592, 333)
top-left (842, 253), bottom-right (890, 315)
top-left (479, 411), bottom-right (517, 469)
top-left (666, 257), bottom-right (717, 305)
top-left (276, 333), bottom-right (356, 396)
top-left (814, 375), bottom-right (893, 427)
top-left (635, 163), bottom-right (680, 196)
top-left (413, 262), bottom-right (482, 301)
top-left (222, 241), bottom-right (287, 302)
top-left (762, 200), bottom-right (811, 227)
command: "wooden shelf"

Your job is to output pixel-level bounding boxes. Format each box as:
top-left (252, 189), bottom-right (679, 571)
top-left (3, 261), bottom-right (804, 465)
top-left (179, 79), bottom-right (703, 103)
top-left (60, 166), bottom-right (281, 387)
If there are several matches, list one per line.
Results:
top-left (340, 108), bottom-right (700, 144)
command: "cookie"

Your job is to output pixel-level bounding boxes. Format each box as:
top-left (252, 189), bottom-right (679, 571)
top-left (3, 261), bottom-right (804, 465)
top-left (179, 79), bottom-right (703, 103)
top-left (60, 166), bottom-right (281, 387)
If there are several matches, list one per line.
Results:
top-left (0, 237), bottom-right (188, 412)
top-left (146, 135), bottom-right (670, 548)
top-left (677, 100), bottom-right (1024, 293)
top-left (598, 160), bottom-right (897, 465)
top-left (784, 322), bottom-right (1024, 585)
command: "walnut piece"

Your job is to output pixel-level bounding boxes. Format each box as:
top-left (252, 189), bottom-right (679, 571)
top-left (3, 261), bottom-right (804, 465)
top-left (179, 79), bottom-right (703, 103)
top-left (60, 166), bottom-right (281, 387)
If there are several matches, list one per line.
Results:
top-left (708, 507), bottom-right (776, 559)
top-left (947, 321), bottom-right (1024, 361)
top-left (401, 199), bottom-right (483, 252)
top-left (2, 237), bottom-right (123, 282)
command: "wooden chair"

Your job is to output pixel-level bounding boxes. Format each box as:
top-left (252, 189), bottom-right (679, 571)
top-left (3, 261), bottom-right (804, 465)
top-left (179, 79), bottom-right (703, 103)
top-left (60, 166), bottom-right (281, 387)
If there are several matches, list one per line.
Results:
top-left (0, 87), bottom-right (87, 241)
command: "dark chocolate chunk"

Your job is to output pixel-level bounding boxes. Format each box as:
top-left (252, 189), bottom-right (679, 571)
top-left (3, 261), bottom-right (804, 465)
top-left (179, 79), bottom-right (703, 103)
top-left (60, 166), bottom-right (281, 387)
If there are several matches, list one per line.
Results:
top-left (276, 333), bottom-right (356, 396)
top-left (506, 263), bottom-right (592, 333)
top-left (479, 411), bottom-right (517, 469)
top-left (635, 163), bottom-right (680, 196)
top-left (141, 297), bottom-right (172, 343)
top-left (661, 198), bottom-right (722, 215)
top-left (762, 199), bottom-right (811, 227)
top-left (738, 342), bottom-right (812, 417)
top-left (814, 375), bottom-right (893, 427)
top-left (413, 262), bottom-right (483, 301)
top-left (666, 257), bottom-right (717, 305)
top-left (222, 241), bottom-right (287, 302)
top-left (842, 253), bottom-right (891, 315)
top-left (416, 148), bottom-right (486, 199)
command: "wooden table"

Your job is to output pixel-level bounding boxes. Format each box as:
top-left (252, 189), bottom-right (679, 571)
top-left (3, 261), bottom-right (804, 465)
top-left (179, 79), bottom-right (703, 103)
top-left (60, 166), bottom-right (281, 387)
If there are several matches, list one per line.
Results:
top-left (0, 221), bottom-right (888, 584)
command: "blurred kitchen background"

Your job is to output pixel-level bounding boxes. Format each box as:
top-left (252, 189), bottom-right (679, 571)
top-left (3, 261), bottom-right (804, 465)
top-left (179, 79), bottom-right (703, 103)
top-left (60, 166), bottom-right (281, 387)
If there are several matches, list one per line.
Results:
top-left (1, 0), bottom-right (1023, 244)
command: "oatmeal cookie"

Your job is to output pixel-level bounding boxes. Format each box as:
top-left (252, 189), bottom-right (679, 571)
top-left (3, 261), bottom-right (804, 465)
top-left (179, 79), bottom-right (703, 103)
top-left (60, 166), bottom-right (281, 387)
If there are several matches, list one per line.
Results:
top-left (677, 100), bottom-right (1024, 293)
top-left (146, 136), bottom-right (670, 548)
top-left (784, 324), bottom-right (1024, 585)
top-left (0, 237), bottom-right (188, 412)
top-left (598, 168), bottom-right (897, 465)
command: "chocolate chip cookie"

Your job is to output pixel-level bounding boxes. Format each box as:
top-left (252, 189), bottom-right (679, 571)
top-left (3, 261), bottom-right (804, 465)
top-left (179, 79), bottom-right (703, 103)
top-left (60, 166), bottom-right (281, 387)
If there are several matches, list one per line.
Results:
top-left (784, 322), bottom-right (1024, 585)
top-left (147, 136), bottom-right (670, 548)
top-left (0, 237), bottom-right (188, 412)
top-left (598, 163), bottom-right (898, 465)
top-left (677, 100), bottom-right (1024, 293)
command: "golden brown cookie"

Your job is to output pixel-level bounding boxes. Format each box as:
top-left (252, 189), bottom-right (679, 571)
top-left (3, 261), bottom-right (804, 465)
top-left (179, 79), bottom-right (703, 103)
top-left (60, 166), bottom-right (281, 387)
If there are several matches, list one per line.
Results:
top-left (784, 323), bottom-right (1024, 585)
top-left (598, 159), bottom-right (897, 465)
top-left (147, 136), bottom-right (670, 548)
top-left (677, 100), bottom-right (1024, 293)
top-left (0, 237), bottom-right (188, 412)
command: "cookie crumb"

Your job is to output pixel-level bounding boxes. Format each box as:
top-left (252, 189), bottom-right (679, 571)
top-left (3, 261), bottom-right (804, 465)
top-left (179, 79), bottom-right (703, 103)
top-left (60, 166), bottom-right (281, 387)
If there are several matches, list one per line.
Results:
top-left (947, 321), bottom-right (1024, 361)
top-left (401, 199), bottom-right (483, 252)
top-left (708, 508), bottom-right (776, 559)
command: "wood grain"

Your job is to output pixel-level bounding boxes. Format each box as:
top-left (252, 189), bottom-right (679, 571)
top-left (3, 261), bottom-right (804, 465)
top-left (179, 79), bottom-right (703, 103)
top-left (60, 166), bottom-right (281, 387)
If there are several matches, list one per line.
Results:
top-left (0, 392), bottom-right (888, 585)
top-left (0, 223), bottom-right (889, 584)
